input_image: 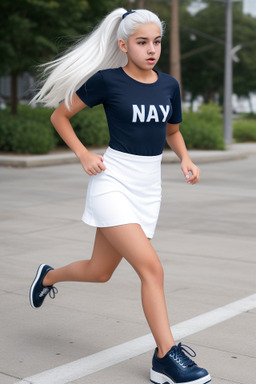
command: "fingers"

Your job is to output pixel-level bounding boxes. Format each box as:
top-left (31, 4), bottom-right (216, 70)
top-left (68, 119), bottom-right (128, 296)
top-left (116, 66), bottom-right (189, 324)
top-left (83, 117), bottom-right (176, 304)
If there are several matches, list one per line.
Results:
top-left (182, 163), bottom-right (200, 185)
top-left (82, 153), bottom-right (106, 176)
top-left (87, 163), bottom-right (104, 175)
top-left (186, 171), bottom-right (200, 185)
top-left (99, 155), bottom-right (106, 171)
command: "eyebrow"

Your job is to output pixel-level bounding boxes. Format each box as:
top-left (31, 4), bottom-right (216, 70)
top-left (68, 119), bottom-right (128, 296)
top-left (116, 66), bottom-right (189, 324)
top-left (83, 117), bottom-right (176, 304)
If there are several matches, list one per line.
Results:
top-left (135, 36), bottom-right (162, 40)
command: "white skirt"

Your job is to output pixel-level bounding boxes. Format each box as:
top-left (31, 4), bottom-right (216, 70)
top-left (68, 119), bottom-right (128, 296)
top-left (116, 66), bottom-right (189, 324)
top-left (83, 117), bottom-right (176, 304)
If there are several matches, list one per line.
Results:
top-left (82, 147), bottom-right (162, 238)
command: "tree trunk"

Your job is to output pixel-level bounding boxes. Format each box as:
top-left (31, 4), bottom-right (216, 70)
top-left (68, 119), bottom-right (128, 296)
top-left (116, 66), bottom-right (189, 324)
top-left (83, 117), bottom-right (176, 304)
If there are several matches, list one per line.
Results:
top-left (170, 0), bottom-right (182, 95)
top-left (11, 73), bottom-right (18, 115)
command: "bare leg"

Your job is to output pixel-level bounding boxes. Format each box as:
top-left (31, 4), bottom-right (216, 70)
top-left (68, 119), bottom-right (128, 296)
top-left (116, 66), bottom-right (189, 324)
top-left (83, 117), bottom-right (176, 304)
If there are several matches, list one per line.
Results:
top-left (100, 224), bottom-right (175, 357)
top-left (43, 224), bottom-right (174, 357)
top-left (43, 228), bottom-right (122, 285)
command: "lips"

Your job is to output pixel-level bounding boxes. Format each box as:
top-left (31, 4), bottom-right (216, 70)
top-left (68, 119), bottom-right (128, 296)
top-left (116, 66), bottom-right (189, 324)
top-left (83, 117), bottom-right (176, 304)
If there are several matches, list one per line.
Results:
top-left (147, 58), bottom-right (156, 63)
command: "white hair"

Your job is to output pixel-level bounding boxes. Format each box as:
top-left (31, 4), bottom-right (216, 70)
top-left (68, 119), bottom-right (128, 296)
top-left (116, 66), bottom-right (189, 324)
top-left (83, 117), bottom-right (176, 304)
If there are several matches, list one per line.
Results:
top-left (31, 8), bottom-right (163, 108)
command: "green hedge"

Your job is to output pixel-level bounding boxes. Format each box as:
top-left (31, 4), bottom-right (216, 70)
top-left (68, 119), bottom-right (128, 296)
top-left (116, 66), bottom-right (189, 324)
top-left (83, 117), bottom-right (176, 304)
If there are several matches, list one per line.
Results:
top-left (233, 119), bottom-right (256, 142)
top-left (0, 107), bottom-right (56, 154)
top-left (1, 103), bottom-right (255, 154)
top-left (70, 105), bottom-right (109, 147)
top-left (180, 104), bottom-right (226, 150)
top-left (0, 104), bottom-right (109, 154)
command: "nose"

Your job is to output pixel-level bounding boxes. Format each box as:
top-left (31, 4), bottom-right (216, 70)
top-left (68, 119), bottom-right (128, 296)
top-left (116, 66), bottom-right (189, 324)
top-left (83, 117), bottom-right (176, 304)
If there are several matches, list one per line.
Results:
top-left (148, 42), bottom-right (155, 54)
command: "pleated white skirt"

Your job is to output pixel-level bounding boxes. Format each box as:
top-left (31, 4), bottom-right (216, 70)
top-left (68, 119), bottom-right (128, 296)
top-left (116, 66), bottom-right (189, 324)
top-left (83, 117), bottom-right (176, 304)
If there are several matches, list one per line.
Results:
top-left (82, 147), bottom-right (162, 238)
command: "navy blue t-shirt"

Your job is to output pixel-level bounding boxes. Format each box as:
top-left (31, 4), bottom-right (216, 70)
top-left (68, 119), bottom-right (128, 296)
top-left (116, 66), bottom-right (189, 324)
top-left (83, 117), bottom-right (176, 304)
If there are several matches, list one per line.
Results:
top-left (76, 67), bottom-right (182, 156)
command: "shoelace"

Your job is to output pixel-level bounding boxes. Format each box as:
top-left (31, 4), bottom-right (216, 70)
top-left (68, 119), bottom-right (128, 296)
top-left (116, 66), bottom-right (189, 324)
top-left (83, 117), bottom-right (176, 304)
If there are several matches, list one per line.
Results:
top-left (170, 343), bottom-right (196, 367)
top-left (49, 286), bottom-right (58, 299)
top-left (39, 286), bottom-right (58, 299)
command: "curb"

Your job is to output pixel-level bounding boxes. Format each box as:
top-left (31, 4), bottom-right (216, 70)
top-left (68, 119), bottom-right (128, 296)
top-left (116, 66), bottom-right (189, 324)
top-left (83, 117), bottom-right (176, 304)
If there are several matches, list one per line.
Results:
top-left (0, 152), bottom-right (79, 168)
top-left (162, 149), bottom-right (248, 164)
top-left (0, 144), bottom-right (255, 168)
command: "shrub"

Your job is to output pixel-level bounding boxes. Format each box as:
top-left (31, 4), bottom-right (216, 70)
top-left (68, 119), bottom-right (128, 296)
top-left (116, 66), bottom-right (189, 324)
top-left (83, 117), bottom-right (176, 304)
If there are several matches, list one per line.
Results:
top-left (4, 103), bottom-right (255, 154)
top-left (11, 119), bottom-right (56, 154)
top-left (180, 104), bottom-right (226, 150)
top-left (240, 113), bottom-right (256, 120)
top-left (17, 104), bottom-right (54, 120)
top-left (233, 119), bottom-right (256, 142)
top-left (0, 112), bottom-right (16, 151)
top-left (0, 104), bottom-right (110, 154)
top-left (71, 105), bottom-right (109, 147)
top-left (0, 108), bottom-right (56, 154)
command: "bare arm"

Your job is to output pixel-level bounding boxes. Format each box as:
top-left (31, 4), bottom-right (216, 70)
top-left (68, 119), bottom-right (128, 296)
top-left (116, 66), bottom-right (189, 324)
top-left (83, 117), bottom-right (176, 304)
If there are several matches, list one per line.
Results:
top-left (50, 93), bottom-right (106, 175)
top-left (166, 123), bottom-right (200, 185)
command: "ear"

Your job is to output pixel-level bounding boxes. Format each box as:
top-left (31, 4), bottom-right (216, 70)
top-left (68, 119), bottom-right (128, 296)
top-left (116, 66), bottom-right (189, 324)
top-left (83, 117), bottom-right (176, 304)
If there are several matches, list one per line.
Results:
top-left (118, 39), bottom-right (128, 53)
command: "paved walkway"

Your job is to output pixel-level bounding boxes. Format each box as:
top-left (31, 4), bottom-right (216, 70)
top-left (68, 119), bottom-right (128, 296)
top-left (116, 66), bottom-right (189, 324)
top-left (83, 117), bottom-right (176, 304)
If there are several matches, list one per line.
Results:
top-left (1, 143), bottom-right (256, 384)
top-left (1, 143), bottom-right (256, 168)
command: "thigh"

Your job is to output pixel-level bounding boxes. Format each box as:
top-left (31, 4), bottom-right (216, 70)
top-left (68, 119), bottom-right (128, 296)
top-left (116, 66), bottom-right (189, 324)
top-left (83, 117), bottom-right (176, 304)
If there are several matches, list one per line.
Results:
top-left (99, 224), bottom-right (162, 279)
top-left (90, 228), bottom-right (123, 277)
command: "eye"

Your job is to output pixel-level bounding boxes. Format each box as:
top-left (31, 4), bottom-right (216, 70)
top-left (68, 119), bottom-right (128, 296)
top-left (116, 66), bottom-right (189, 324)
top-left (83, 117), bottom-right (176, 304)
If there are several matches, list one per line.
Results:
top-left (154, 40), bottom-right (161, 45)
top-left (138, 41), bottom-right (146, 45)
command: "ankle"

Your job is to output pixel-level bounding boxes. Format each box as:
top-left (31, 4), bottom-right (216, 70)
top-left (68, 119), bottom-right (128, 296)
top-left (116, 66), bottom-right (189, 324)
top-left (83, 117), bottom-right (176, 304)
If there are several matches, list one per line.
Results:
top-left (157, 343), bottom-right (175, 358)
top-left (43, 270), bottom-right (54, 286)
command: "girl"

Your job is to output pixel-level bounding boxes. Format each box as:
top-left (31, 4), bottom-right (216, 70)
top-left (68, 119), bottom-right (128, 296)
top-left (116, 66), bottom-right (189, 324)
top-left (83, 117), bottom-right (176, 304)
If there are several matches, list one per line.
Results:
top-left (29, 8), bottom-right (211, 384)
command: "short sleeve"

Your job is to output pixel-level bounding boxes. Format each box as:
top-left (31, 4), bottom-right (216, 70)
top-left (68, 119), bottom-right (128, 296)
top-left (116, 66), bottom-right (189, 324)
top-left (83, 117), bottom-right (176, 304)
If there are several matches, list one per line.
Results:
top-left (76, 71), bottom-right (107, 108)
top-left (168, 81), bottom-right (182, 124)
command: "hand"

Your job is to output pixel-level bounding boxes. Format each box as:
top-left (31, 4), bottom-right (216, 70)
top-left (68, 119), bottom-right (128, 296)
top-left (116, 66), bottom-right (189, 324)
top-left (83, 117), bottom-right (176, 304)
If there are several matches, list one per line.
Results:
top-left (181, 160), bottom-right (200, 185)
top-left (79, 150), bottom-right (106, 176)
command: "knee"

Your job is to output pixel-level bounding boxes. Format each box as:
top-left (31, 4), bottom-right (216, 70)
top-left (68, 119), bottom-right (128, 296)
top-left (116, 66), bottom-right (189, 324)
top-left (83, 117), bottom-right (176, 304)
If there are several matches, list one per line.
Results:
top-left (94, 271), bottom-right (113, 283)
top-left (153, 261), bottom-right (164, 285)
top-left (140, 259), bottom-right (164, 286)
top-left (86, 260), bottom-right (114, 283)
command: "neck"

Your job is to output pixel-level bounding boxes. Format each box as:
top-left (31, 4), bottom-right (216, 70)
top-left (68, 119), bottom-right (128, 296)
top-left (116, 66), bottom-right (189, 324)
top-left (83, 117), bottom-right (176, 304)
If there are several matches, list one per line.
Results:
top-left (123, 64), bottom-right (158, 84)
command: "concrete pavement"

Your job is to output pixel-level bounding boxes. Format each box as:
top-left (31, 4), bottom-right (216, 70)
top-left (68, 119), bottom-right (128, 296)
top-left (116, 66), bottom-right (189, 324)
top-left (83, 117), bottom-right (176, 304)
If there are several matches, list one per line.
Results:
top-left (1, 143), bottom-right (256, 168)
top-left (0, 144), bottom-right (256, 383)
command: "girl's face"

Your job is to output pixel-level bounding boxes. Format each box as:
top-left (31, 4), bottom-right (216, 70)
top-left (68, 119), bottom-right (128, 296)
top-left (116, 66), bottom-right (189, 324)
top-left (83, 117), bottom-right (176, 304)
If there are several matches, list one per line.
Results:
top-left (119, 23), bottom-right (162, 71)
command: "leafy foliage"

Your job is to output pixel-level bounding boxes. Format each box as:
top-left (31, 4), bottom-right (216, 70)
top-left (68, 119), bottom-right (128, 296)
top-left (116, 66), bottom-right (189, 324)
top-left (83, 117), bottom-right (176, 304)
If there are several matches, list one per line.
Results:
top-left (0, 0), bottom-right (125, 113)
top-left (233, 13), bottom-right (256, 95)
top-left (1, 103), bottom-right (256, 154)
top-left (180, 104), bottom-right (225, 150)
top-left (0, 104), bottom-right (109, 154)
top-left (71, 105), bottom-right (110, 147)
top-left (0, 0), bottom-right (90, 76)
top-left (135, 0), bottom-right (256, 101)
top-left (0, 106), bottom-right (56, 154)
top-left (1, 0), bottom-right (256, 115)
top-left (233, 118), bottom-right (256, 142)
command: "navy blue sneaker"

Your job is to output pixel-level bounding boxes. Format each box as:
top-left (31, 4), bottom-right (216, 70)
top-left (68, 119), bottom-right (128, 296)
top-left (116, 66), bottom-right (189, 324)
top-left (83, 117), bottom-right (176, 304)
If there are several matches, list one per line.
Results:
top-left (29, 264), bottom-right (58, 309)
top-left (150, 343), bottom-right (211, 384)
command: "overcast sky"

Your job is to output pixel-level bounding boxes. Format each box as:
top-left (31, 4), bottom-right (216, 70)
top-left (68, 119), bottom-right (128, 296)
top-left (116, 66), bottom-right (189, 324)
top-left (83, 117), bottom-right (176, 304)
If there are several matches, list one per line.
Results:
top-left (188, 0), bottom-right (256, 17)
top-left (243, 0), bottom-right (256, 17)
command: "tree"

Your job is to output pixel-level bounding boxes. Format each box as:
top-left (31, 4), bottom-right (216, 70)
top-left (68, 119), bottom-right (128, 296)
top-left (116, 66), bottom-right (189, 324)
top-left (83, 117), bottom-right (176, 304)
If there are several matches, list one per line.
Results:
top-left (233, 12), bottom-right (256, 96)
top-left (0, 0), bottom-right (124, 115)
top-left (2, 0), bottom-right (255, 113)
top-left (180, 0), bottom-right (226, 102)
top-left (140, 0), bottom-right (256, 103)
top-left (179, 0), bottom-right (256, 102)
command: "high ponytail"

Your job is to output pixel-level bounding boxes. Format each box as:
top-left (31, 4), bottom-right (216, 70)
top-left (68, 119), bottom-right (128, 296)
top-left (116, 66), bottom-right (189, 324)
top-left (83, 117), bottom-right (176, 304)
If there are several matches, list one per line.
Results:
top-left (32, 8), bottom-right (163, 108)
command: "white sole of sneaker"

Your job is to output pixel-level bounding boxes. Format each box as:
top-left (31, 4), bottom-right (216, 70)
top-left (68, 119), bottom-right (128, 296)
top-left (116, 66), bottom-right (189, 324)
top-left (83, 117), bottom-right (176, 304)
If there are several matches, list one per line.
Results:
top-left (150, 369), bottom-right (211, 384)
top-left (29, 264), bottom-right (46, 309)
